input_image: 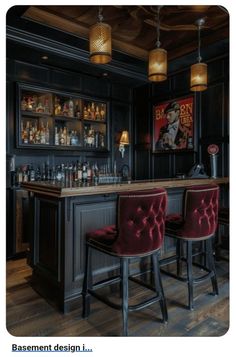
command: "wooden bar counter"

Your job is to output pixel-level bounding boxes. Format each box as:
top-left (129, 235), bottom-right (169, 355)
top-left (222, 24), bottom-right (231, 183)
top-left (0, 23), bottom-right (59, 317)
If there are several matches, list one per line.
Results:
top-left (22, 177), bottom-right (229, 312)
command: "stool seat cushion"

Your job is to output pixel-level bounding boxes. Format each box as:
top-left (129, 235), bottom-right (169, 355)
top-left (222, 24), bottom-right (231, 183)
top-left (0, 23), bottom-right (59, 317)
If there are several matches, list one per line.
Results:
top-left (86, 225), bottom-right (117, 252)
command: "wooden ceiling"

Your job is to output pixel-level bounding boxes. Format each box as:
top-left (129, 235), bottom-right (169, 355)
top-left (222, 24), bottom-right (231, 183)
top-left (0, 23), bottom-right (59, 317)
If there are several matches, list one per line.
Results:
top-left (23, 5), bottom-right (229, 61)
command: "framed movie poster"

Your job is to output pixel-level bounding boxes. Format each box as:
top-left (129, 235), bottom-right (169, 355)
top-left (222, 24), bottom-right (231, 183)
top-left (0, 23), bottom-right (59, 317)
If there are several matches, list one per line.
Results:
top-left (153, 96), bottom-right (194, 152)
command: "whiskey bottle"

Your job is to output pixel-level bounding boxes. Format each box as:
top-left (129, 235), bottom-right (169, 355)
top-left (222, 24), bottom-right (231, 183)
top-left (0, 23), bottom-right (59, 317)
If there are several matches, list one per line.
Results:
top-left (45, 121), bottom-right (50, 145)
top-left (87, 104), bottom-right (91, 120)
top-left (40, 122), bottom-right (46, 144)
top-left (83, 106), bottom-right (88, 119)
top-left (21, 97), bottom-right (27, 111)
top-left (100, 104), bottom-right (105, 120)
top-left (82, 163), bottom-right (88, 183)
top-left (95, 105), bottom-right (100, 120)
top-left (55, 127), bottom-right (59, 145)
top-left (68, 98), bottom-right (74, 118)
top-left (91, 102), bottom-right (95, 120)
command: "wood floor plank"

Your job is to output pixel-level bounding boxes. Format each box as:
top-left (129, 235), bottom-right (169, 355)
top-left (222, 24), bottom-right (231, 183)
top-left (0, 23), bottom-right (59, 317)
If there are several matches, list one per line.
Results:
top-left (6, 258), bottom-right (229, 337)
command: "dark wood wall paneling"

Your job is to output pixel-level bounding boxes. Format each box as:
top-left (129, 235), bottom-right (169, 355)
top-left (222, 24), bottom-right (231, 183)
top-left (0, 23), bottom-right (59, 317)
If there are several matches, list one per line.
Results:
top-left (133, 55), bottom-right (229, 180)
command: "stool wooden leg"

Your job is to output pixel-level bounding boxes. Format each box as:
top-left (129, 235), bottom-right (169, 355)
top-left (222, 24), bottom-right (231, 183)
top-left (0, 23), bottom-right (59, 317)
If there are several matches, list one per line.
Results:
top-left (176, 240), bottom-right (183, 277)
top-left (206, 238), bottom-right (219, 296)
top-left (121, 258), bottom-right (129, 336)
top-left (82, 244), bottom-right (92, 318)
top-left (152, 252), bottom-right (168, 323)
top-left (186, 241), bottom-right (194, 310)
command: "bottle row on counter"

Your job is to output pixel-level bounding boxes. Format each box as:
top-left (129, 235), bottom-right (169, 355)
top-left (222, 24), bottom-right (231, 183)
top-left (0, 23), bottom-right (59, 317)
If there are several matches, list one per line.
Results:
top-left (14, 161), bottom-right (121, 186)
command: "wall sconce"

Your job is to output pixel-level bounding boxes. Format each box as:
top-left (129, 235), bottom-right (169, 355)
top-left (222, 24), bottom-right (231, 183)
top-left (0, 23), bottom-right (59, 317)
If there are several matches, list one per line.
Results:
top-left (190, 18), bottom-right (207, 91)
top-left (89, 6), bottom-right (112, 64)
top-left (119, 131), bottom-right (130, 158)
top-left (148, 6), bottom-right (167, 82)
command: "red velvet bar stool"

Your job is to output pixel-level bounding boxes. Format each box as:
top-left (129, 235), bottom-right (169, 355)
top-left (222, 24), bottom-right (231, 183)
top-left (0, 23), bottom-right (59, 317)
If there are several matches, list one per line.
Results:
top-left (162, 184), bottom-right (219, 310)
top-left (82, 188), bottom-right (168, 336)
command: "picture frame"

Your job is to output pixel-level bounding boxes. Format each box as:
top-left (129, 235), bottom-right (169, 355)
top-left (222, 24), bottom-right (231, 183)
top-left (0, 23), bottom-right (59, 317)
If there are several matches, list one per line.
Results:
top-left (153, 96), bottom-right (194, 152)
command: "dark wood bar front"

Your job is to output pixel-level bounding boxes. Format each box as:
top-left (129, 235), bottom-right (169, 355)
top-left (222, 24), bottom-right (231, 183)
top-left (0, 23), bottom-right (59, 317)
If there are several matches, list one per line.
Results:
top-left (22, 177), bottom-right (228, 312)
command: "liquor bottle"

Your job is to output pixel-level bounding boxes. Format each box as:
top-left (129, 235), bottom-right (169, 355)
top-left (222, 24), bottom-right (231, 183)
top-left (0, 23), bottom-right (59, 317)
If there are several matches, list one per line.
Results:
top-left (21, 97), bottom-right (27, 111)
top-left (35, 166), bottom-right (41, 181)
top-left (100, 104), bottom-right (105, 120)
top-left (91, 102), bottom-right (95, 120)
top-left (16, 167), bottom-right (23, 184)
top-left (29, 122), bottom-right (34, 144)
top-left (36, 102), bottom-right (44, 113)
top-left (87, 104), bottom-right (91, 120)
top-left (23, 122), bottom-right (29, 144)
top-left (29, 164), bottom-right (35, 182)
top-left (55, 127), bottom-right (59, 145)
top-left (83, 106), bottom-right (88, 119)
top-left (21, 122), bottom-right (24, 143)
top-left (63, 127), bottom-right (67, 146)
top-left (95, 105), bottom-right (100, 120)
top-left (45, 121), bottom-right (50, 145)
top-left (62, 103), bottom-right (68, 116)
top-left (99, 131), bottom-right (105, 147)
top-left (84, 125), bottom-right (88, 146)
top-left (87, 162), bottom-right (92, 182)
top-left (59, 128), bottom-right (64, 145)
top-left (77, 161), bottom-right (82, 183)
top-left (55, 97), bottom-right (61, 116)
top-left (27, 97), bottom-right (33, 111)
top-left (40, 122), bottom-right (46, 144)
top-left (66, 130), bottom-right (71, 146)
top-left (82, 162), bottom-right (88, 183)
top-left (75, 100), bottom-right (81, 119)
top-left (68, 98), bottom-right (74, 118)
top-left (44, 98), bottom-right (50, 114)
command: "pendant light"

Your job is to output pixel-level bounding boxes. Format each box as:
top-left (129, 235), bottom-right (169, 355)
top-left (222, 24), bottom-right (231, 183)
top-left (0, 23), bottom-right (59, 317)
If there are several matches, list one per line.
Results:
top-left (190, 18), bottom-right (207, 91)
top-left (148, 6), bottom-right (167, 82)
top-left (89, 6), bottom-right (112, 64)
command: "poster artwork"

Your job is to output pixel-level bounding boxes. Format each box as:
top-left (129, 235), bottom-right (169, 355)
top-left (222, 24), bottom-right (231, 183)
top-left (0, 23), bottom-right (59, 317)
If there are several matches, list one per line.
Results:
top-left (154, 96), bottom-right (194, 151)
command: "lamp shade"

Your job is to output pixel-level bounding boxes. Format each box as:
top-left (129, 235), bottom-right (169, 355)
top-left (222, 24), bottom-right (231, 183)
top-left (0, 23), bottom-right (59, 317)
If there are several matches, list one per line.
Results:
top-left (120, 131), bottom-right (130, 145)
top-left (148, 48), bottom-right (167, 82)
top-left (190, 62), bottom-right (207, 91)
top-left (89, 22), bottom-right (112, 64)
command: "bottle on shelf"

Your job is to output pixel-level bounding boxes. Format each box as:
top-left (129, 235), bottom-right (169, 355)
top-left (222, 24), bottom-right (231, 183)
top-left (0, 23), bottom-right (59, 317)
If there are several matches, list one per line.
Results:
top-left (82, 162), bottom-right (88, 183)
top-left (83, 106), bottom-right (88, 119)
top-left (45, 121), bottom-right (50, 145)
top-left (55, 127), bottom-right (59, 145)
top-left (40, 122), bottom-right (46, 144)
top-left (91, 102), bottom-right (95, 120)
top-left (21, 97), bottom-right (27, 111)
top-left (68, 98), bottom-right (74, 118)
top-left (55, 97), bottom-right (62, 116)
top-left (44, 98), bottom-right (50, 114)
top-left (75, 100), bottom-right (81, 119)
top-left (95, 105), bottom-right (100, 120)
top-left (100, 104), bottom-right (106, 120)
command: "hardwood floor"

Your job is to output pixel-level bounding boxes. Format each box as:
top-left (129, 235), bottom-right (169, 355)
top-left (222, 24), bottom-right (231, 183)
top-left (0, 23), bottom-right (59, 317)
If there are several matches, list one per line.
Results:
top-left (6, 257), bottom-right (229, 337)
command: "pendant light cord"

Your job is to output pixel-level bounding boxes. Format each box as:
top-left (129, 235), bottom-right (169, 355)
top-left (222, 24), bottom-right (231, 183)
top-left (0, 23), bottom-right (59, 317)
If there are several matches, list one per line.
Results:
top-left (156, 6), bottom-right (161, 48)
top-left (98, 6), bottom-right (103, 22)
top-left (197, 23), bottom-right (202, 63)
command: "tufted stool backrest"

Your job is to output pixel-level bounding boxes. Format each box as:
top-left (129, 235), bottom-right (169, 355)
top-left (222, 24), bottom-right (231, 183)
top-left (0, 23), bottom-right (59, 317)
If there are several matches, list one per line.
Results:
top-left (112, 188), bottom-right (167, 256)
top-left (182, 184), bottom-right (219, 239)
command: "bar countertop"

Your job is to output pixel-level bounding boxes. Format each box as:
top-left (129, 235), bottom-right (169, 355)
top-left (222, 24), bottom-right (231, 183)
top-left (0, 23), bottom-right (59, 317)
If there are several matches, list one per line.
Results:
top-left (21, 177), bottom-right (229, 198)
